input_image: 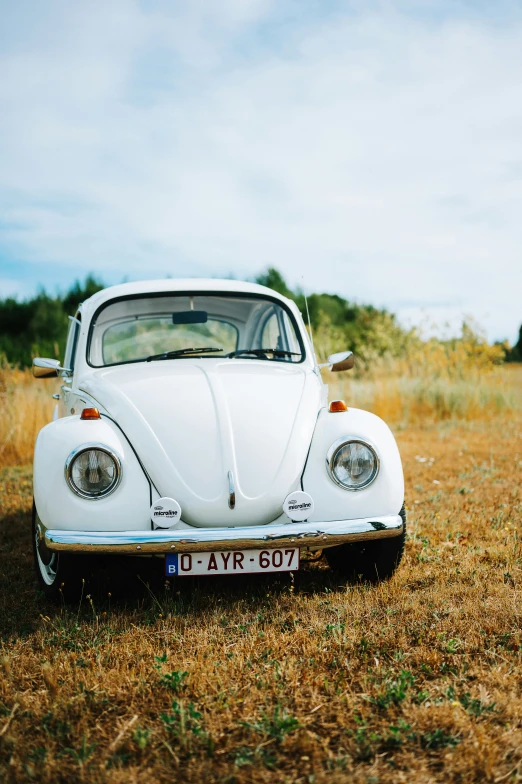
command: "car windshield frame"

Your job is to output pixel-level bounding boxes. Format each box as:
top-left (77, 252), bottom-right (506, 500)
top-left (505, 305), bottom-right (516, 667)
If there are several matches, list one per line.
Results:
top-left (86, 290), bottom-right (307, 369)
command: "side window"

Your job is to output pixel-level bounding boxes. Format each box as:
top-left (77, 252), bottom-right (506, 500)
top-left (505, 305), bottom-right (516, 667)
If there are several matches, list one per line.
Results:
top-left (64, 314), bottom-right (81, 373)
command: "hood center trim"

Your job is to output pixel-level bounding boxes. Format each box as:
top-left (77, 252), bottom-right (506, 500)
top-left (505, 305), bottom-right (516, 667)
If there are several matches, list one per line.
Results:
top-left (228, 471), bottom-right (236, 510)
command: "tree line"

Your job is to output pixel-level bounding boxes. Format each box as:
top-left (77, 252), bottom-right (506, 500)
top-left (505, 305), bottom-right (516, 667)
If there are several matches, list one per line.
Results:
top-left (0, 269), bottom-right (520, 367)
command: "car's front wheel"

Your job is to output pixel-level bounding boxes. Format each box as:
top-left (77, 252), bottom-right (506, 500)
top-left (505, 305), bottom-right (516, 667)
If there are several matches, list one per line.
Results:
top-left (32, 501), bottom-right (84, 601)
top-left (324, 505), bottom-right (407, 582)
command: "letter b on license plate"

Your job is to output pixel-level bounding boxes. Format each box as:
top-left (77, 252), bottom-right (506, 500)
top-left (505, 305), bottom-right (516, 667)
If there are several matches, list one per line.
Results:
top-left (165, 548), bottom-right (299, 576)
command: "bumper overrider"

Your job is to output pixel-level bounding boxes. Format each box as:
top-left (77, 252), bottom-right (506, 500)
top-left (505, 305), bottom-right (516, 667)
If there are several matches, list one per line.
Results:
top-left (42, 515), bottom-right (404, 555)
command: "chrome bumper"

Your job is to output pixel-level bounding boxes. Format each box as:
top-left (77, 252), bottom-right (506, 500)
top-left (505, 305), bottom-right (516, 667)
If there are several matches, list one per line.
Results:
top-left (43, 515), bottom-right (403, 555)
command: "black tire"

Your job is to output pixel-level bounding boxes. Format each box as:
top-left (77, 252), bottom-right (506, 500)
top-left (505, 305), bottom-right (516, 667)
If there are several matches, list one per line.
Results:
top-left (325, 505), bottom-right (407, 583)
top-left (32, 500), bottom-right (86, 602)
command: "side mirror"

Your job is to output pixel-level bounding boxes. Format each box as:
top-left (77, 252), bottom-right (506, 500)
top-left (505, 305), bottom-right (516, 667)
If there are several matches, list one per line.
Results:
top-left (321, 350), bottom-right (354, 372)
top-left (32, 358), bottom-right (71, 378)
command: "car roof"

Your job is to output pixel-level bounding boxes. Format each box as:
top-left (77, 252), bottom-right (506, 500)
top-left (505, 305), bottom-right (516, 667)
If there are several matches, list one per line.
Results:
top-left (79, 278), bottom-right (294, 321)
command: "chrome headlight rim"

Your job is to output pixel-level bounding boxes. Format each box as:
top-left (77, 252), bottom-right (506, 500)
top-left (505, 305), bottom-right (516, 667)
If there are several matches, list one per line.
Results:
top-left (65, 443), bottom-right (122, 500)
top-left (326, 436), bottom-right (380, 491)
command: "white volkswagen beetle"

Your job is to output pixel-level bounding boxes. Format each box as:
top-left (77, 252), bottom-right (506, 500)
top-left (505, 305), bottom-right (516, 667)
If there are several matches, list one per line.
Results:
top-left (32, 279), bottom-right (406, 598)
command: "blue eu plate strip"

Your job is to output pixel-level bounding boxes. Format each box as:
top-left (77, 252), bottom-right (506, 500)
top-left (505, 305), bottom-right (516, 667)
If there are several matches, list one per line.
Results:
top-left (165, 553), bottom-right (179, 576)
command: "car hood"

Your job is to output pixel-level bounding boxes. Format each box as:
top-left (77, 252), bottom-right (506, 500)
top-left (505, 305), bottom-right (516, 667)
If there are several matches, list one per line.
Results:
top-left (80, 360), bottom-right (321, 527)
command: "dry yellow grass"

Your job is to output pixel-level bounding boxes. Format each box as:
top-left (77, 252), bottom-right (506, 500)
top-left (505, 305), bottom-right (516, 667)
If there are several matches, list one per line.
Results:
top-left (328, 364), bottom-right (520, 425)
top-left (0, 364), bottom-right (57, 467)
top-left (0, 363), bottom-right (519, 467)
top-left (0, 366), bottom-right (521, 782)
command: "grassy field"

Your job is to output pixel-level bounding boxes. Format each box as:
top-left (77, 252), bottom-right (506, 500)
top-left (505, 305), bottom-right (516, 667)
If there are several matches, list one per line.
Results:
top-left (0, 367), bottom-right (521, 782)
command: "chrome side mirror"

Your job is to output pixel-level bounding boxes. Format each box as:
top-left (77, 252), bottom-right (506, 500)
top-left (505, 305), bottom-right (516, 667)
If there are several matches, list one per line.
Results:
top-left (320, 350), bottom-right (354, 372)
top-left (32, 358), bottom-right (71, 378)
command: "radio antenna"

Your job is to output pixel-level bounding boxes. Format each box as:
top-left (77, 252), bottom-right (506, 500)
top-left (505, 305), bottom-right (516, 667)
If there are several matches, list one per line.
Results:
top-left (302, 279), bottom-right (316, 365)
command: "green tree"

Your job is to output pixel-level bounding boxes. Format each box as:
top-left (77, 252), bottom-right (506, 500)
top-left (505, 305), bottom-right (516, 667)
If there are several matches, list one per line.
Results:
top-left (502, 324), bottom-right (521, 362)
top-left (255, 267), bottom-right (415, 362)
top-left (514, 325), bottom-right (522, 361)
top-left (0, 276), bottom-right (104, 367)
top-left (61, 275), bottom-right (104, 315)
top-left (255, 267), bottom-right (294, 299)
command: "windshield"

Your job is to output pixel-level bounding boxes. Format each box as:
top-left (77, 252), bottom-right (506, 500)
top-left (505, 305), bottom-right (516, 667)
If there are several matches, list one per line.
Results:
top-left (88, 293), bottom-right (305, 367)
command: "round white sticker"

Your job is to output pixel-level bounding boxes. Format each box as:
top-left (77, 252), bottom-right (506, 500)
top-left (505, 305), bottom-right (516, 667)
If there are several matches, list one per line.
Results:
top-left (283, 491), bottom-right (314, 522)
top-left (150, 497), bottom-right (182, 528)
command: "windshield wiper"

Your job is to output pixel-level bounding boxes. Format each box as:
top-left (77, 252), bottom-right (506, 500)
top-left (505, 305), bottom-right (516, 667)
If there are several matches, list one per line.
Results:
top-left (146, 347), bottom-right (224, 362)
top-left (226, 348), bottom-right (301, 359)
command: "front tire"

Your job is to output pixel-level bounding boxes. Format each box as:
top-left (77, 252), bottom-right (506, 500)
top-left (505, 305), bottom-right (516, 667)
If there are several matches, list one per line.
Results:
top-left (325, 505), bottom-right (407, 582)
top-left (32, 501), bottom-right (84, 601)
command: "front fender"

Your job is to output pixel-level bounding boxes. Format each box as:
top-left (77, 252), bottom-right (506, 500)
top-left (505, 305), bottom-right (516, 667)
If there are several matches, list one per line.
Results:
top-left (33, 416), bottom-right (151, 531)
top-left (302, 407), bottom-right (404, 522)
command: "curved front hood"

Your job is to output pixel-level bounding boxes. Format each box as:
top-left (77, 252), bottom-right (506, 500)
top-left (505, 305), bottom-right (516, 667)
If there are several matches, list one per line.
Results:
top-left (81, 360), bottom-right (321, 527)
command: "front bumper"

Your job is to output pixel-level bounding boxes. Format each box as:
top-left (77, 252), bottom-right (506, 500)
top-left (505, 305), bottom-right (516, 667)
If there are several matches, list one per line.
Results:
top-left (43, 514), bottom-right (403, 555)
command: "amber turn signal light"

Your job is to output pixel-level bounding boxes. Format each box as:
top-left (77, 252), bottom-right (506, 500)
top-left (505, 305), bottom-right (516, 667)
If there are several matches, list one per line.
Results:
top-left (80, 407), bottom-right (101, 420)
top-left (329, 400), bottom-right (348, 413)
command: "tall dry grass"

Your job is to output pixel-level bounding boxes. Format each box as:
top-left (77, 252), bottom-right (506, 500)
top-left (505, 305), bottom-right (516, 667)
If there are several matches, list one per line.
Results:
top-left (1, 343), bottom-right (521, 781)
top-left (328, 364), bottom-right (522, 424)
top-left (326, 338), bottom-right (521, 425)
top-left (0, 362), bottom-right (56, 467)
top-left (1, 421), bottom-right (521, 782)
top-left (1, 352), bottom-right (521, 469)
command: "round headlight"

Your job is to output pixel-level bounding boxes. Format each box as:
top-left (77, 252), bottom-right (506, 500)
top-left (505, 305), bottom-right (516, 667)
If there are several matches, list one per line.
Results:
top-left (326, 438), bottom-right (379, 491)
top-left (65, 445), bottom-right (121, 499)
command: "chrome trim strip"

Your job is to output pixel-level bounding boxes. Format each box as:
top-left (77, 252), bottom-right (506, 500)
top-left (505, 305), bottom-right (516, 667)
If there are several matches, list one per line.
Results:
top-left (326, 436), bottom-right (380, 491)
top-left (43, 514), bottom-right (403, 554)
top-left (228, 470), bottom-right (236, 510)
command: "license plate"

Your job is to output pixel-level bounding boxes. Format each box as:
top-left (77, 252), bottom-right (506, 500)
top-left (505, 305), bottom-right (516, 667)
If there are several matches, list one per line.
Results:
top-left (165, 547), bottom-right (299, 577)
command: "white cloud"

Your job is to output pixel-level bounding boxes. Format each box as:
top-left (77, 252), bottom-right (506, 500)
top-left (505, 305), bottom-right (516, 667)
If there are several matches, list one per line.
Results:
top-left (0, 0), bottom-right (521, 339)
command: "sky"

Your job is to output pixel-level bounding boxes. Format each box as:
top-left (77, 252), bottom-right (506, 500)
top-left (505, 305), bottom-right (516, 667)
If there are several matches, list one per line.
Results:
top-left (1, 0), bottom-right (521, 342)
